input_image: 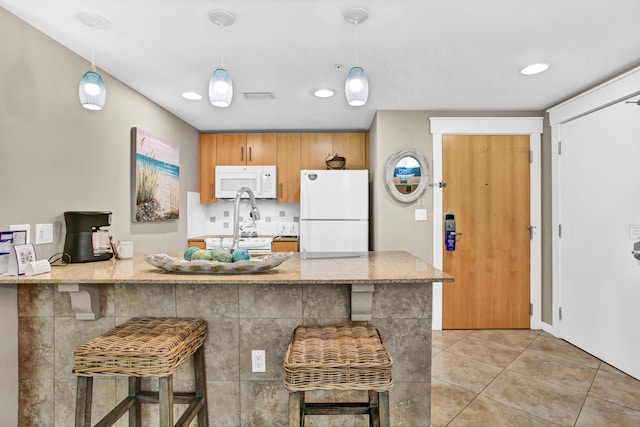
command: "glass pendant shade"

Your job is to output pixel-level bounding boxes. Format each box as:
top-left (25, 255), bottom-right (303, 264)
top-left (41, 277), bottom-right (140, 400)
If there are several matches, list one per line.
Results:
top-left (345, 66), bottom-right (369, 107)
top-left (79, 71), bottom-right (106, 110)
top-left (209, 68), bottom-right (233, 107)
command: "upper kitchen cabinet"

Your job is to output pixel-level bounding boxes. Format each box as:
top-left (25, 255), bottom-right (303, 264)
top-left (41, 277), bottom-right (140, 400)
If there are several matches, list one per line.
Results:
top-left (300, 133), bottom-right (333, 169)
top-left (216, 133), bottom-right (277, 165)
top-left (199, 134), bottom-right (217, 203)
top-left (332, 132), bottom-right (368, 170)
top-left (277, 133), bottom-right (301, 203)
top-left (300, 132), bottom-right (368, 170)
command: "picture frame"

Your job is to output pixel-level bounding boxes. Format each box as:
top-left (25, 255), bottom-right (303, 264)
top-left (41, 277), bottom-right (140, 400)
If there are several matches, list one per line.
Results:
top-left (10, 243), bottom-right (36, 275)
top-left (131, 127), bottom-right (180, 222)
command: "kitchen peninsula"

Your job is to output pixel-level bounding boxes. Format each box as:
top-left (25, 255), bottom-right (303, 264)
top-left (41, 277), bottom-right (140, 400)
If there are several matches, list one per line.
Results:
top-left (1, 251), bottom-right (452, 426)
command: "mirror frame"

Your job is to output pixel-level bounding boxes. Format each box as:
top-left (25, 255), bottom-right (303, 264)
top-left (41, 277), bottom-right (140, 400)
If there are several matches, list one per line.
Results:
top-left (383, 148), bottom-right (430, 203)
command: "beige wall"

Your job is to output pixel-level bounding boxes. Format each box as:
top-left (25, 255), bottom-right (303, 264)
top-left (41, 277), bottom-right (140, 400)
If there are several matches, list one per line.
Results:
top-left (0, 8), bottom-right (200, 259)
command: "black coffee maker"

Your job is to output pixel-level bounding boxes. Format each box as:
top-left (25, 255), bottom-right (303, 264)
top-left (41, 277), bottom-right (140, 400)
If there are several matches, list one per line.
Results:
top-left (63, 211), bottom-right (114, 263)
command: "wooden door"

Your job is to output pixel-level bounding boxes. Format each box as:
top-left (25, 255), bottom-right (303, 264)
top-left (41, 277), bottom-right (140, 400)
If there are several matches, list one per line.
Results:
top-left (276, 133), bottom-right (301, 202)
top-left (443, 134), bottom-right (530, 329)
top-left (199, 134), bottom-right (217, 203)
top-left (216, 133), bottom-right (247, 165)
top-left (246, 133), bottom-right (277, 165)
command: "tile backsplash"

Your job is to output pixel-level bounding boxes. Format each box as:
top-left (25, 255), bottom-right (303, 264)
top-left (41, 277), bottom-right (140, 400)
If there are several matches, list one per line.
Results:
top-left (187, 192), bottom-right (300, 238)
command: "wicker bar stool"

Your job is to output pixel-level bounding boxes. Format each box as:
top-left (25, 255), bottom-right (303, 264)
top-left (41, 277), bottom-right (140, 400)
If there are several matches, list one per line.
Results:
top-left (73, 317), bottom-right (208, 427)
top-left (283, 323), bottom-right (393, 427)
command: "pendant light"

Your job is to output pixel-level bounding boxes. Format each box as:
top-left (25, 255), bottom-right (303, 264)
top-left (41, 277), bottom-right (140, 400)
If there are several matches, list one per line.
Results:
top-left (77, 13), bottom-right (108, 111)
top-left (208, 10), bottom-right (235, 108)
top-left (344, 8), bottom-right (369, 107)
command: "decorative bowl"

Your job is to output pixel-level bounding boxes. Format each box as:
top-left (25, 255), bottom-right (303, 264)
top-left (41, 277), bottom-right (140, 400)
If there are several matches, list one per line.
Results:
top-left (145, 252), bottom-right (291, 274)
top-left (326, 155), bottom-right (346, 169)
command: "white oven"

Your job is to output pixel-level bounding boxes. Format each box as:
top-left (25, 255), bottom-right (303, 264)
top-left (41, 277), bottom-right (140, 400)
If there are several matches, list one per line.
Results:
top-left (205, 237), bottom-right (272, 254)
top-left (215, 165), bottom-right (277, 199)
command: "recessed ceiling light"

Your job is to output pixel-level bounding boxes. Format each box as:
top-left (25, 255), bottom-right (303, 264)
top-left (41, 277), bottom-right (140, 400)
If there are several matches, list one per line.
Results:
top-left (314, 89), bottom-right (335, 98)
top-left (520, 63), bottom-right (549, 75)
top-left (182, 91), bottom-right (203, 100)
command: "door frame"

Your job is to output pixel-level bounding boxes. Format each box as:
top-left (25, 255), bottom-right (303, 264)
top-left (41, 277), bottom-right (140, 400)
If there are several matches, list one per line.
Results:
top-left (429, 117), bottom-right (544, 330)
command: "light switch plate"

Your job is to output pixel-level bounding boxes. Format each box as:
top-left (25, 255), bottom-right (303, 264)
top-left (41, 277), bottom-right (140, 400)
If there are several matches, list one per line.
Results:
top-left (35, 223), bottom-right (54, 244)
top-left (414, 209), bottom-right (428, 221)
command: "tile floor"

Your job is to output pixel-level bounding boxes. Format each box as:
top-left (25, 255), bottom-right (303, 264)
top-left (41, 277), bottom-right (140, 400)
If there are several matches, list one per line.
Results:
top-left (431, 329), bottom-right (640, 426)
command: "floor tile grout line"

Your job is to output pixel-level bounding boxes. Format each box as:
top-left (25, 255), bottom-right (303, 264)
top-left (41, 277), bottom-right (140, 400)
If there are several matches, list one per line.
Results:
top-left (434, 330), bottom-right (640, 427)
top-left (451, 330), bottom-right (565, 426)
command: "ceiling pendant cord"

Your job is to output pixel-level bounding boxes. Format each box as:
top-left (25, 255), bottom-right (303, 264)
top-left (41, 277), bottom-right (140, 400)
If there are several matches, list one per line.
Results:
top-left (344, 7), bottom-right (369, 107)
top-left (78, 14), bottom-right (107, 111)
top-left (208, 10), bottom-right (235, 108)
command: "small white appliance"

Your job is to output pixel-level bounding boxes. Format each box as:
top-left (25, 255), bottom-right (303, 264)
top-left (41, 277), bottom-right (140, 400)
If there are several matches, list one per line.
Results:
top-left (215, 165), bottom-right (277, 199)
top-left (300, 169), bottom-right (369, 252)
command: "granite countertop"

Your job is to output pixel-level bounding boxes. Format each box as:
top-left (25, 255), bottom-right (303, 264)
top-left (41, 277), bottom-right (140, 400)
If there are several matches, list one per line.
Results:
top-left (0, 251), bottom-right (453, 285)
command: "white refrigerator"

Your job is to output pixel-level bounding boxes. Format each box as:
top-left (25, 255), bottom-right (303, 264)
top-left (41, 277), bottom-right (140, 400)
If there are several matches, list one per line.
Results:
top-left (299, 169), bottom-right (369, 252)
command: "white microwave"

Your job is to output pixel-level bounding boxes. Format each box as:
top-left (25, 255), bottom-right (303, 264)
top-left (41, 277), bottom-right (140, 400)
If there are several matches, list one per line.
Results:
top-left (215, 165), bottom-right (277, 199)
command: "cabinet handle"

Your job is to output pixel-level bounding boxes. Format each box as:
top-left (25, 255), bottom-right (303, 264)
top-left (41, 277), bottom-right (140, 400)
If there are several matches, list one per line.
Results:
top-left (240, 146), bottom-right (244, 162)
top-left (249, 146), bottom-right (252, 162)
top-left (210, 184), bottom-right (214, 199)
top-left (279, 183), bottom-right (283, 198)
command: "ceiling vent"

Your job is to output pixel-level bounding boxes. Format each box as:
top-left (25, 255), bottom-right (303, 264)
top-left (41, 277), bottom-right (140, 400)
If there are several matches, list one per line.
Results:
top-left (243, 91), bottom-right (275, 100)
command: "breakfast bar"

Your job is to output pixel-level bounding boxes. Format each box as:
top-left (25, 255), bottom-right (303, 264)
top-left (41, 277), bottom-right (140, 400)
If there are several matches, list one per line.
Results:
top-left (1, 251), bottom-right (452, 426)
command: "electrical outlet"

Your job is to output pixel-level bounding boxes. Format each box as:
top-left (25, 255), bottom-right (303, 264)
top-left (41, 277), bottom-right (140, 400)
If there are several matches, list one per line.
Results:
top-left (251, 350), bottom-right (266, 372)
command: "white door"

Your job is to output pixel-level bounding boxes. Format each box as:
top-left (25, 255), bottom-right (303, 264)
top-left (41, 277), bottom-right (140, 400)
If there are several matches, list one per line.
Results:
top-left (559, 99), bottom-right (640, 379)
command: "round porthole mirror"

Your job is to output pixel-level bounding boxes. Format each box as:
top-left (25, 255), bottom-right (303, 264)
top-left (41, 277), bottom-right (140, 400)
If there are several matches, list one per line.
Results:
top-left (383, 149), bottom-right (430, 203)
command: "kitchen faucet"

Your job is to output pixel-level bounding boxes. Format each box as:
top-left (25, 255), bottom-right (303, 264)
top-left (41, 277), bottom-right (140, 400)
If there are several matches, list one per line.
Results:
top-left (232, 187), bottom-right (261, 253)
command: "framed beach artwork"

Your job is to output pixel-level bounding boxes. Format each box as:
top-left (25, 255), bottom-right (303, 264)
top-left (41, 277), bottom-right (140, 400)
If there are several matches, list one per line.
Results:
top-left (131, 128), bottom-right (180, 222)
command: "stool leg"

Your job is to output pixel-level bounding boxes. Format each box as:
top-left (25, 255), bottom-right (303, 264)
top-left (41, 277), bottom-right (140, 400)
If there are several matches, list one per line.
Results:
top-left (75, 376), bottom-right (93, 427)
top-left (159, 375), bottom-right (174, 427)
top-left (128, 377), bottom-right (141, 427)
top-left (369, 390), bottom-right (379, 427)
top-left (193, 345), bottom-right (208, 426)
top-left (379, 391), bottom-right (390, 427)
top-left (288, 391), bottom-right (302, 427)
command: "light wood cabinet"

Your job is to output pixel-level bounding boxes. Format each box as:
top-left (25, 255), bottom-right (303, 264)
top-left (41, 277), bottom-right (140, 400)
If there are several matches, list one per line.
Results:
top-left (200, 131), bottom-right (367, 204)
top-left (246, 134), bottom-right (278, 165)
top-left (276, 133), bottom-right (301, 203)
top-left (216, 133), bottom-right (277, 165)
top-left (332, 132), bottom-right (367, 169)
top-left (300, 133), bottom-right (333, 170)
top-left (301, 132), bottom-right (368, 170)
top-left (199, 134), bottom-right (217, 203)
top-left (215, 133), bottom-right (247, 165)
top-left (272, 238), bottom-right (299, 252)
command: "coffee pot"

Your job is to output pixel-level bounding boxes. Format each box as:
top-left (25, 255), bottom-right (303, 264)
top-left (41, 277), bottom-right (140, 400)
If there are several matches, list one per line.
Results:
top-left (63, 211), bottom-right (113, 263)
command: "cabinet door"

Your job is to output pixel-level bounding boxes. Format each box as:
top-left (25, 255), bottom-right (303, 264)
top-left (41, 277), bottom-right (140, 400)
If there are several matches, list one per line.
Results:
top-left (301, 133), bottom-right (333, 170)
top-left (332, 132), bottom-right (367, 169)
top-left (247, 133), bottom-right (278, 165)
top-left (272, 240), bottom-right (299, 252)
top-left (199, 134), bottom-right (217, 203)
top-left (276, 133), bottom-right (301, 202)
top-left (216, 134), bottom-right (247, 165)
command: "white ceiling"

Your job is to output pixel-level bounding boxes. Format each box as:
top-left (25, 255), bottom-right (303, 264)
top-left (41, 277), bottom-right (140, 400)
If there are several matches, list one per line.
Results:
top-left (2, 0), bottom-right (640, 132)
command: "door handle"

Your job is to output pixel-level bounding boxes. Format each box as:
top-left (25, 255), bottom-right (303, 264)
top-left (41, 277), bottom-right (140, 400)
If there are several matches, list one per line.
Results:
top-left (450, 232), bottom-right (463, 236)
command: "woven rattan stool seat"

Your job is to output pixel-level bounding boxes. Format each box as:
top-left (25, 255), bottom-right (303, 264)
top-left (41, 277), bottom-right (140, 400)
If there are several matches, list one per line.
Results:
top-left (74, 317), bottom-right (209, 427)
top-left (74, 317), bottom-right (207, 378)
top-left (284, 323), bottom-right (393, 392)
